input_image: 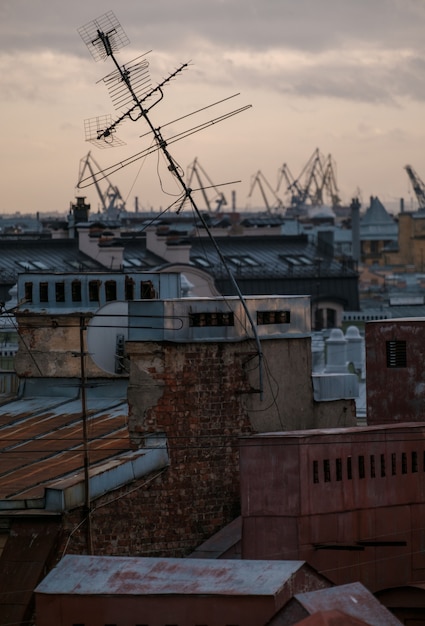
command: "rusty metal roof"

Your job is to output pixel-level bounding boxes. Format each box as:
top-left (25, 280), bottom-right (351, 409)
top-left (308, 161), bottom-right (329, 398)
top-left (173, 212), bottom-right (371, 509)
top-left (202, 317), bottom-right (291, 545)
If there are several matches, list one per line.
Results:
top-left (294, 582), bottom-right (402, 626)
top-left (295, 609), bottom-right (374, 625)
top-left (35, 554), bottom-right (308, 596)
top-left (0, 378), bottom-right (161, 512)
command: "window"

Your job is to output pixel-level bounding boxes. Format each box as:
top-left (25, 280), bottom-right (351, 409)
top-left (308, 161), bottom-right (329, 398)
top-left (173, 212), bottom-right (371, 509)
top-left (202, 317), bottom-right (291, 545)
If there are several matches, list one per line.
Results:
top-left (324, 459), bottom-right (331, 482)
top-left (391, 452), bottom-right (397, 475)
top-left (347, 456), bottom-right (352, 480)
top-left (402, 452), bottom-right (407, 474)
top-left (125, 276), bottom-right (135, 300)
top-left (358, 455), bottom-right (365, 479)
top-left (192, 256), bottom-right (212, 268)
top-left (32, 260), bottom-right (49, 270)
top-left (140, 280), bottom-right (156, 299)
top-left (105, 280), bottom-right (117, 302)
top-left (313, 460), bottom-right (319, 483)
top-left (72, 280), bottom-right (82, 303)
top-left (326, 308), bottom-right (336, 328)
top-left (39, 282), bottom-right (49, 302)
top-left (226, 255), bottom-right (258, 267)
top-left (370, 455), bottom-right (376, 478)
top-left (55, 282), bottom-right (65, 303)
top-left (335, 458), bottom-right (342, 481)
top-left (257, 310), bottom-right (290, 325)
top-left (412, 451), bottom-right (418, 473)
top-left (24, 282), bottom-right (33, 303)
top-left (89, 280), bottom-right (100, 302)
top-left (189, 311), bottom-right (234, 327)
top-left (380, 454), bottom-right (386, 477)
top-left (386, 340), bottom-right (407, 368)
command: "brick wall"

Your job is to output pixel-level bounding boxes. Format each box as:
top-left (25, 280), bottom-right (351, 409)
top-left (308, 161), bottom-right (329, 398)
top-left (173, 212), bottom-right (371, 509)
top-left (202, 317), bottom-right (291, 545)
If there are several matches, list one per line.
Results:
top-left (59, 336), bottom-right (355, 558)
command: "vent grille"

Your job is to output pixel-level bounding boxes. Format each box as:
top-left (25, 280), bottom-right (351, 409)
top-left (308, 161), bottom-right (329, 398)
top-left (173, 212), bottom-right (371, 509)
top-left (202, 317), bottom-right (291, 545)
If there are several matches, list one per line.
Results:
top-left (386, 340), bottom-right (407, 368)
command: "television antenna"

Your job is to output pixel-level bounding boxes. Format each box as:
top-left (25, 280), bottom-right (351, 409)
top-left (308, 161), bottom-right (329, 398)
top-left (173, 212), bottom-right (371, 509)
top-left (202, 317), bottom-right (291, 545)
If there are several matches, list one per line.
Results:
top-left (77, 11), bottom-right (263, 397)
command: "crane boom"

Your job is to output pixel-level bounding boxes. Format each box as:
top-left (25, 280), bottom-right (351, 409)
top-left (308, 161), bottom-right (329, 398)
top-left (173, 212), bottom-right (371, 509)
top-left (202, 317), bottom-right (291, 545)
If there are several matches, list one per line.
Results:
top-left (405, 164), bottom-right (425, 210)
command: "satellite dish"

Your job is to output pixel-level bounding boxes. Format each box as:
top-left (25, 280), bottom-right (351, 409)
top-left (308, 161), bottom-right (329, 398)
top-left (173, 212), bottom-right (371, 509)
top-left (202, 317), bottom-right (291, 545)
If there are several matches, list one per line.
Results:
top-left (87, 301), bottom-right (129, 374)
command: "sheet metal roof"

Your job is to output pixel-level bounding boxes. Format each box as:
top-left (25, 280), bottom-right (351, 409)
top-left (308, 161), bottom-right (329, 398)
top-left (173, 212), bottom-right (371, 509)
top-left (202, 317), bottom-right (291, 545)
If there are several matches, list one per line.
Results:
top-left (0, 239), bottom-right (105, 282)
top-left (35, 554), bottom-right (308, 596)
top-left (189, 234), bottom-right (356, 280)
top-left (0, 378), bottom-right (132, 509)
top-left (294, 582), bottom-right (402, 626)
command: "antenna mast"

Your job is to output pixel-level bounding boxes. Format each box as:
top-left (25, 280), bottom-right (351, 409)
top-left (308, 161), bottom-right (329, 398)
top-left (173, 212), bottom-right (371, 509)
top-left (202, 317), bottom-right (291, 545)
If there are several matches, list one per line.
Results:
top-left (77, 12), bottom-right (263, 396)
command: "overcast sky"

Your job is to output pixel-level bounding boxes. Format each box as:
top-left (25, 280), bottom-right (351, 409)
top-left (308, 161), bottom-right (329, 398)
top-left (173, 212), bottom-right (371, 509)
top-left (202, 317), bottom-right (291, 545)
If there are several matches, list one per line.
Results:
top-left (2, 0), bottom-right (425, 216)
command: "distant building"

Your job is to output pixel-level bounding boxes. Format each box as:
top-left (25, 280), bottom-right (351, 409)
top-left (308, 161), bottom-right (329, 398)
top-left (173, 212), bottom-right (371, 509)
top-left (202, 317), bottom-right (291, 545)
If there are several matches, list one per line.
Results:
top-left (359, 196), bottom-right (398, 266)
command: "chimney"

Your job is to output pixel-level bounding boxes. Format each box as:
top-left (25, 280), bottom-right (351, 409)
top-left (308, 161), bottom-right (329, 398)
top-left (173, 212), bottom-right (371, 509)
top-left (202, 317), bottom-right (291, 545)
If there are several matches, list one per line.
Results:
top-left (350, 197), bottom-right (361, 264)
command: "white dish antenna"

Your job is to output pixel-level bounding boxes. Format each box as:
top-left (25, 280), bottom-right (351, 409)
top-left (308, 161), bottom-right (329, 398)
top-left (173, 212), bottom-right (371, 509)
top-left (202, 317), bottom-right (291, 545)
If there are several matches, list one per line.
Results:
top-left (87, 301), bottom-right (129, 374)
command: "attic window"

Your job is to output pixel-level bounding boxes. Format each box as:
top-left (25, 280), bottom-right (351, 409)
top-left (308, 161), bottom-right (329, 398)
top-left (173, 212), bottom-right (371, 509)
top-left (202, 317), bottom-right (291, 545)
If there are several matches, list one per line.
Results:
top-left (257, 310), bottom-right (290, 325)
top-left (123, 257), bottom-right (145, 268)
top-left (386, 340), bottom-right (407, 368)
top-left (192, 256), bottom-right (212, 268)
top-left (280, 254), bottom-right (311, 266)
top-left (226, 255), bottom-right (258, 267)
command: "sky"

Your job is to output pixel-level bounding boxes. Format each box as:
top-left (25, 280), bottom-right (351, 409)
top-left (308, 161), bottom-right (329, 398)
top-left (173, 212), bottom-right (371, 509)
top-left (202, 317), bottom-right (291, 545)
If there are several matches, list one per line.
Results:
top-left (2, 0), bottom-right (425, 217)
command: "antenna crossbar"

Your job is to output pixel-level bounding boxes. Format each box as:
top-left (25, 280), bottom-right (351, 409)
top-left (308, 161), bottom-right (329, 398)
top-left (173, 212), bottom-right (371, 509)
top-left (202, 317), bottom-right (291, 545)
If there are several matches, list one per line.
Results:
top-left (78, 12), bottom-right (263, 397)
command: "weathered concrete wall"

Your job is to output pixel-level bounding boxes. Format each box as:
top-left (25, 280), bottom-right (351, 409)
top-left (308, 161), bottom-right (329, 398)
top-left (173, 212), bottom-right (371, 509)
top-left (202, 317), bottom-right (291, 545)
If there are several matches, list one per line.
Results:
top-left (14, 313), bottom-right (119, 379)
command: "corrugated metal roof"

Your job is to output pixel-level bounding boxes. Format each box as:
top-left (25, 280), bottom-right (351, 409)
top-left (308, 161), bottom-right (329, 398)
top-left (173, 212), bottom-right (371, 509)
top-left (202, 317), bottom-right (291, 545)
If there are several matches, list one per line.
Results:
top-left (0, 378), bottom-right (132, 509)
top-left (35, 554), bottom-right (308, 596)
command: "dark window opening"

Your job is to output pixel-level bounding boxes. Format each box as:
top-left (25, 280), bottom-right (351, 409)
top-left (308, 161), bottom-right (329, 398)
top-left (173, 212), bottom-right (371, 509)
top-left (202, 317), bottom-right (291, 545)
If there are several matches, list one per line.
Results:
top-left (326, 308), bottom-right (336, 328)
top-left (125, 276), bottom-right (135, 300)
top-left (314, 308), bottom-right (324, 331)
top-left (347, 456), bottom-right (352, 480)
top-left (370, 455), bottom-right (376, 478)
top-left (140, 280), bottom-right (156, 299)
top-left (386, 340), bottom-right (407, 368)
top-left (39, 282), bottom-right (49, 302)
top-left (313, 460), bottom-right (319, 484)
top-left (391, 452), bottom-right (397, 476)
top-left (381, 454), bottom-right (386, 477)
top-left (55, 282), bottom-right (65, 303)
top-left (402, 452), bottom-right (407, 474)
top-left (257, 310), bottom-right (290, 325)
top-left (24, 282), bottom-right (33, 303)
top-left (336, 458), bottom-right (342, 481)
top-left (89, 280), bottom-right (100, 302)
top-left (358, 455), bottom-right (365, 479)
top-left (412, 451), bottom-right (418, 473)
top-left (189, 311), bottom-right (234, 327)
top-left (105, 280), bottom-right (117, 302)
top-left (324, 459), bottom-right (331, 482)
top-left (71, 280), bottom-right (82, 302)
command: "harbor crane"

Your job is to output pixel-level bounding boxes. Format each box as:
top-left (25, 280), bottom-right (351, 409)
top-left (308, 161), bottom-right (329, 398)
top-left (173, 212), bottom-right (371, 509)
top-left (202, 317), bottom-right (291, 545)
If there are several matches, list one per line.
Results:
top-left (247, 170), bottom-right (284, 213)
top-left (405, 164), bottom-right (425, 210)
top-left (277, 148), bottom-right (341, 211)
top-left (186, 157), bottom-right (227, 213)
top-left (77, 151), bottom-right (126, 218)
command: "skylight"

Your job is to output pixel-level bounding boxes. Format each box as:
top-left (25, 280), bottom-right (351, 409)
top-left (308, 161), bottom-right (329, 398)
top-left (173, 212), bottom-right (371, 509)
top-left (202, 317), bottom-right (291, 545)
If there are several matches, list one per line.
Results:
top-left (192, 256), bottom-right (212, 268)
top-left (226, 255), bottom-right (258, 267)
